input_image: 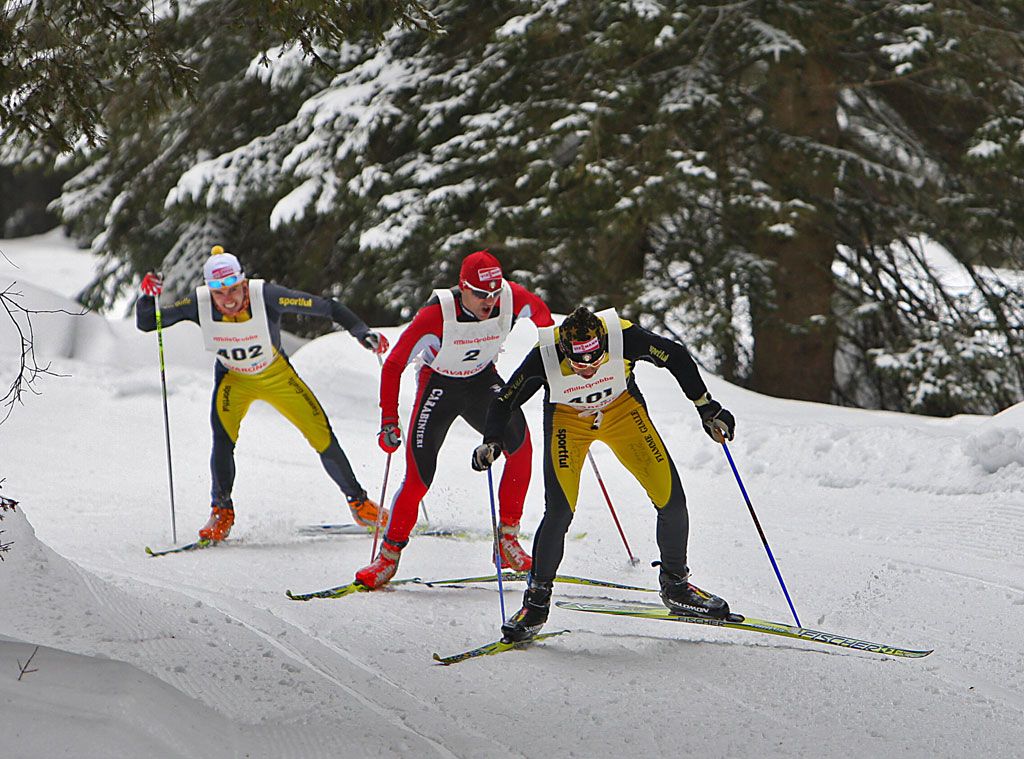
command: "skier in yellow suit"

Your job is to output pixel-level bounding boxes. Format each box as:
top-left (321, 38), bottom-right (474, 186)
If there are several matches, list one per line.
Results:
top-left (137, 246), bottom-right (389, 541)
top-left (473, 306), bottom-right (736, 641)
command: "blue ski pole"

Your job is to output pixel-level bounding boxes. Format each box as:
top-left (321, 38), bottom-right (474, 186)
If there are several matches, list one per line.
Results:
top-left (721, 442), bottom-right (801, 626)
top-left (486, 467), bottom-right (507, 624)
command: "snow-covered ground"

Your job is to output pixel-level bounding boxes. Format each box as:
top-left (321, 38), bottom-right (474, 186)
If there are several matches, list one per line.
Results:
top-left (2, 231), bottom-right (1024, 758)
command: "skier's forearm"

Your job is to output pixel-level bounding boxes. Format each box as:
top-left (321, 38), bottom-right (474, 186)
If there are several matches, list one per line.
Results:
top-left (483, 358), bottom-right (544, 442)
top-left (329, 300), bottom-right (370, 338)
top-left (135, 295), bottom-right (196, 331)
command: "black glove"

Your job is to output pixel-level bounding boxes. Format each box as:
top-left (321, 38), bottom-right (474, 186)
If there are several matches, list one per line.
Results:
top-left (472, 441), bottom-right (503, 471)
top-left (695, 394), bottom-right (735, 443)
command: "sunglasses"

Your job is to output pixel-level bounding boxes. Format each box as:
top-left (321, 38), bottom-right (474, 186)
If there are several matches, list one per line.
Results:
top-left (567, 353), bottom-right (607, 371)
top-left (208, 274), bottom-right (243, 290)
top-left (463, 282), bottom-right (501, 301)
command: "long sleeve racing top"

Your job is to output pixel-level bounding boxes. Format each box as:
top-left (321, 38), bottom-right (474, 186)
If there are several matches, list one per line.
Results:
top-left (482, 320), bottom-right (709, 443)
top-left (378, 282), bottom-right (553, 424)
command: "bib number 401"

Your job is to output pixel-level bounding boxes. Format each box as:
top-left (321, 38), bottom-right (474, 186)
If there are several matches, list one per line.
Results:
top-left (218, 345), bottom-right (264, 361)
top-left (569, 387), bottom-right (613, 405)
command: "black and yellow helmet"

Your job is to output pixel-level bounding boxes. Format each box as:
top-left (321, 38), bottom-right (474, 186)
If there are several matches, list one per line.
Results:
top-left (558, 306), bottom-right (608, 364)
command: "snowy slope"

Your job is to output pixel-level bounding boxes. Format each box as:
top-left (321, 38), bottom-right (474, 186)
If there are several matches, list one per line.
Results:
top-left (2, 232), bottom-right (1024, 758)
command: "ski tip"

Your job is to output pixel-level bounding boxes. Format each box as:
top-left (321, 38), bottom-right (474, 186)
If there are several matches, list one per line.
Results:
top-left (431, 653), bottom-right (450, 665)
top-left (144, 546), bottom-right (155, 556)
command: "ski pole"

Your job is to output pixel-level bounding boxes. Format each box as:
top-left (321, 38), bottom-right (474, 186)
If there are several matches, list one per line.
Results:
top-left (153, 281), bottom-right (177, 543)
top-left (370, 451), bottom-right (392, 561)
top-left (587, 451), bottom-right (639, 566)
top-left (378, 350), bottom-right (429, 525)
top-left (721, 442), bottom-right (801, 626)
top-left (486, 467), bottom-right (507, 623)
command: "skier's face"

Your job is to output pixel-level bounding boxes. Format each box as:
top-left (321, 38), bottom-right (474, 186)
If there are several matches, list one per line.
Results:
top-left (567, 352), bottom-right (608, 379)
top-left (460, 284), bottom-right (501, 320)
top-left (210, 280), bottom-right (249, 316)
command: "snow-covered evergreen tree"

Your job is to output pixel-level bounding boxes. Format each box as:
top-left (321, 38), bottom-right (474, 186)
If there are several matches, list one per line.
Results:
top-left (7, 1), bottom-right (1024, 413)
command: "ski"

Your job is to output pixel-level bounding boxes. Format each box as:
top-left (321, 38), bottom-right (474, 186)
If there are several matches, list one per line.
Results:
top-left (286, 572), bottom-right (654, 602)
top-left (298, 523), bottom-right (369, 536)
top-left (556, 600), bottom-right (933, 658)
top-left (145, 539), bottom-right (214, 557)
top-left (433, 629), bottom-right (570, 666)
top-left (285, 576), bottom-right (424, 601)
top-left (421, 571), bottom-right (655, 593)
top-left (298, 524), bottom-right (480, 538)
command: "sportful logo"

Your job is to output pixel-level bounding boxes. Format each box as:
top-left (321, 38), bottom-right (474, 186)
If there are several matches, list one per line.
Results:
top-left (572, 337), bottom-right (600, 354)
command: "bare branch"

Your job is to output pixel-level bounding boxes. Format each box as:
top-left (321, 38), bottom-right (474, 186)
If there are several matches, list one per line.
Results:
top-left (17, 646), bottom-right (40, 680)
top-left (0, 281), bottom-right (81, 424)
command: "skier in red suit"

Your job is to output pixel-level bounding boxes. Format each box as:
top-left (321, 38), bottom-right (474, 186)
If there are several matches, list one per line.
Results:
top-left (355, 250), bottom-right (553, 588)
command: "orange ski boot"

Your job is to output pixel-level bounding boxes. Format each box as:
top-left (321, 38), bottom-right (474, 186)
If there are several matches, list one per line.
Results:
top-left (347, 494), bottom-right (388, 528)
top-left (198, 506), bottom-right (234, 542)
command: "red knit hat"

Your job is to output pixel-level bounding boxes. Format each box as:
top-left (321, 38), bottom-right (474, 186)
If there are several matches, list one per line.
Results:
top-left (459, 250), bottom-right (504, 292)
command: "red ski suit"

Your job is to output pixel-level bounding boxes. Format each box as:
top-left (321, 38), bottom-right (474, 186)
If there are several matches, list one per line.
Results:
top-left (379, 282), bottom-right (553, 543)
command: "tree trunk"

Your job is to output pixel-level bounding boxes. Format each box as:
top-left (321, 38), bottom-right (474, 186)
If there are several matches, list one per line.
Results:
top-left (750, 50), bottom-right (839, 403)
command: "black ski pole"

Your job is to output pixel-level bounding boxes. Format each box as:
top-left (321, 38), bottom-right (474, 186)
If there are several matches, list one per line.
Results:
top-left (153, 279), bottom-right (177, 543)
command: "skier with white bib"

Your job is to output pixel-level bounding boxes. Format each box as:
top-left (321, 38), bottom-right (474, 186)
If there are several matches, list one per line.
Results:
top-left (473, 306), bottom-right (736, 642)
top-left (354, 250), bottom-right (554, 589)
top-left (136, 246), bottom-right (389, 541)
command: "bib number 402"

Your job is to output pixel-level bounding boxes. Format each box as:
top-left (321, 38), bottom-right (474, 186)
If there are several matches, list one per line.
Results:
top-left (218, 345), bottom-right (264, 361)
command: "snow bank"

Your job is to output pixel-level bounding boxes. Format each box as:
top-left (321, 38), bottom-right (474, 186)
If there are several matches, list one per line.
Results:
top-left (963, 402), bottom-right (1024, 473)
top-left (0, 502), bottom-right (245, 758)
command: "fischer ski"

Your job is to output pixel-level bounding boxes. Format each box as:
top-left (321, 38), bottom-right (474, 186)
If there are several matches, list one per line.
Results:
top-left (556, 600), bottom-right (932, 658)
top-left (433, 630), bottom-right (571, 665)
top-left (421, 572), bottom-right (655, 593)
top-left (145, 539), bottom-right (214, 557)
top-left (285, 576), bottom-right (424, 601)
top-left (285, 572), bottom-right (653, 601)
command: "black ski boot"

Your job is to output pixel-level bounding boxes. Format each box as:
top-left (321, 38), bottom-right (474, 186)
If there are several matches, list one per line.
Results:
top-left (659, 567), bottom-right (730, 619)
top-left (501, 579), bottom-right (553, 642)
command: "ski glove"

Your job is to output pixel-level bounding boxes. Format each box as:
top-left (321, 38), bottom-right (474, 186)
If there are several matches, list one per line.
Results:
top-left (358, 331), bottom-right (390, 355)
top-left (695, 393), bottom-right (735, 443)
top-left (141, 272), bottom-right (163, 296)
top-left (471, 441), bottom-right (503, 472)
top-left (378, 422), bottom-right (402, 453)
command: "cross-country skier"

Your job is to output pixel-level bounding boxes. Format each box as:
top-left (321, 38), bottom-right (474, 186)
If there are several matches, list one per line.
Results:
top-left (354, 250), bottom-right (554, 588)
top-left (136, 245), bottom-right (389, 541)
top-left (472, 305), bottom-right (736, 642)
